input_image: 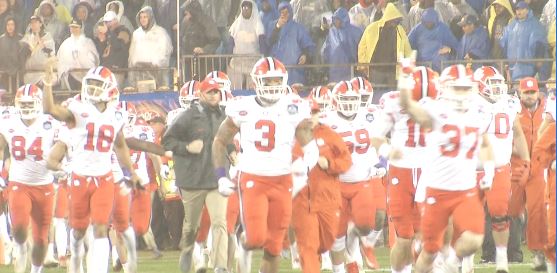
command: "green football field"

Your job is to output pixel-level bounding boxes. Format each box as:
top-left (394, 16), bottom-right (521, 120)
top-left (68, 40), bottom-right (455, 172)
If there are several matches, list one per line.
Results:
top-left (0, 247), bottom-right (536, 273)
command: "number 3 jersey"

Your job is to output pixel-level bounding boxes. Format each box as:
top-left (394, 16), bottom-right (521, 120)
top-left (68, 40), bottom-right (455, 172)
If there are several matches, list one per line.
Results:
top-left (226, 96), bottom-right (310, 176)
top-left (67, 100), bottom-right (126, 177)
top-left (0, 114), bottom-right (64, 185)
top-left (319, 107), bottom-right (380, 183)
top-left (419, 98), bottom-right (492, 191)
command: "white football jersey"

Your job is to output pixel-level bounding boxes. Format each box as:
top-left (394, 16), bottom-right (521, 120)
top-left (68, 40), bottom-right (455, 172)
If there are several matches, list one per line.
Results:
top-left (124, 124), bottom-right (156, 183)
top-left (418, 97), bottom-right (492, 191)
top-left (373, 91), bottom-right (428, 168)
top-left (67, 100), bottom-right (126, 176)
top-left (545, 96), bottom-right (556, 121)
top-left (0, 114), bottom-right (63, 185)
top-left (226, 96), bottom-right (310, 176)
top-left (320, 107), bottom-right (380, 183)
top-left (479, 95), bottom-right (521, 167)
top-left (166, 108), bottom-right (186, 126)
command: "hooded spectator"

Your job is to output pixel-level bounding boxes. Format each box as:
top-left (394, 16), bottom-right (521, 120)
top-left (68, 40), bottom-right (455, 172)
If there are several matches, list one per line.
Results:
top-left (358, 3), bottom-right (411, 87)
top-left (21, 15), bottom-right (56, 85)
top-left (540, 0), bottom-right (555, 31)
top-left (94, 10), bottom-right (131, 70)
top-left (37, 0), bottom-right (66, 48)
top-left (57, 19), bottom-right (99, 91)
top-left (128, 6), bottom-right (173, 88)
top-left (0, 17), bottom-right (25, 91)
top-left (6, 0), bottom-right (24, 33)
top-left (228, 0), bottom-right (265, 88)
top-left (456, 14), bottom-right (490, 69)
top-left (500, 1), bottom-right (547, 80)
top-left (407, 0), bottom-right (456, 30)
top-left (349, 0), bottom-right (377, 30)
top-left (0, 0), bottom-right (15, 35)
top-left (290, 0), bottom-right (331, 34)
top-left (199, 0), bottom-right (232, 53)
top-left (72, 0), bottom-right (95, 38)
top-left (266, 1), bottom-right (316, 84)
top-left (486, 0), bottom-right (513, 59)
top-left (105, 0), bottom-right (135, 32)
top-left (321, 7), bottom-right (362, 82)
top-left (180, 0), bottom-right (220, 80)
top-left (408, 8), bottom-right (458, 72)
top-left (256, 0), bottom-right (279, 29)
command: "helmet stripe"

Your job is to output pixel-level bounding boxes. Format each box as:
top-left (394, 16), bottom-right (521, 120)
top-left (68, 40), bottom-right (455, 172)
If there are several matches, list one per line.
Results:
top-left (24, 84), bottom-right (31, 96)
top-left (266, 57), bottom-right (275, 71)
top-left (94, 66), bottom-right (103, 76)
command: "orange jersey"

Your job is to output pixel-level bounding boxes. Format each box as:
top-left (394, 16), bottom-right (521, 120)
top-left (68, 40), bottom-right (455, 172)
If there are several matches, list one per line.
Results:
top-left (532, 122), bottom-right (556, 174)
top-left (517, 98), bottom-right (546, 154)
top-left (295, 124), bottom-right (353, 212)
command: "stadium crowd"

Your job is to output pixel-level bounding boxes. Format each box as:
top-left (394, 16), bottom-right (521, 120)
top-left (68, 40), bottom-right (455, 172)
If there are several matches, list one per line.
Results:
top-left (0, 0), bottom-right (554, 93)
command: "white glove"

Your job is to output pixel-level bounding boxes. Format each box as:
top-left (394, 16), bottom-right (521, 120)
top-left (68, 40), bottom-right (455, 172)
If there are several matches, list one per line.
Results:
top-left (218, 177), bottom-right (236, 197)
top-left (480, 161), bottom-right (495, 190)
top-left (53, 163), bottom-right (71, 180)
top-left (397, 73), bottom-right (415, 91)
top-left (374, 167), bottom-right (387, 178)
top-left (291, 175), bottom-right (308, 198)
top-left (160, 164), bottom-right (170, 180)
top-left (292, 158), bottom-right (307, 176)
top-left (0, 177), bottom-right (6, 191)
top-left (119, 180), bottom-right (132, 196)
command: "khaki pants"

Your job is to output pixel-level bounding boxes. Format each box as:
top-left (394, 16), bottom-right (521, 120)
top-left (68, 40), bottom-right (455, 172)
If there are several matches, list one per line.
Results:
top-left (180, 188), bottom-right (228, 269)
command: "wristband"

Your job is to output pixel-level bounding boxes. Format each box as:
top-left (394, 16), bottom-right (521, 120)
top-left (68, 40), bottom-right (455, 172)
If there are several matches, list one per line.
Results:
top-left (214, 167), bottom-right (227, 179)
top-left (122, 168), bottom-right (131, 178)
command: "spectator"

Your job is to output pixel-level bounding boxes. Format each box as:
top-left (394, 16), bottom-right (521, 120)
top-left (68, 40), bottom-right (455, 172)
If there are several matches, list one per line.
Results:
top-left (0, 17), bottom-right (25, 91)
top-left (0, 0), bottom-right (14, 36)
top-left (57, 19), bottom-right (99, 91)
top-left (408, 8), bottom-right (459, 72)
top-left (36, 0), bottom-right (67, 48)
top-left (487, 0), bottom-right (513, 59)
top-left (7, 0), bottom-right (24, 34)
top-left (162, 79), bottom-right (228, 273)
top-left (290, 0), bottom-right (332, 35)
top-left (72, 0), bottom-right (96, 38)
top-left (199, 0), bottom-right (231, 53)
top-left (228, 0), bottom-right (265, 88)
top-left (358, 3), bottom-right (411, 88)
top-left (266, 1), bottom-right (315, 84)
top-left (407, 0), bottom-right (433, 30)
top-left (21, 15), bottom-right (56, 85)
top-left (105, 0), bottom-right (135, 33)
top-left (256, 0), bottom-right (279, 29)
top-left (371, 0), bottom-right (410, 30)
top-left (500, 1), bottom-right (546, 80)
top-left (349, 0), bottom-right (377, 30)
top-left (52, 0), bottom-right (72, 24)
top-left (540, 0), bottom-right (555, 31)
top-left (321, 7), bottom-right (362, 82)
top-left (456, 14), bottom-right (490, 69)
top-left (128, 6), bottom-right (173, 89)
top-left (94, 10), bottom-right (131, 82)
top-left (180, 0), bottom-right (220, 80)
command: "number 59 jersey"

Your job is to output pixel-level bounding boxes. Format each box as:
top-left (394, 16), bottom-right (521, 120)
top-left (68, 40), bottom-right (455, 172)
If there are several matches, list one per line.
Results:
top-left (419, 98), bottom-right (492, 191)
top-left (320, 107), bottom-right (380, 183)
top-left (67, 100), bottom-right (126, 177)
top-left (0, 114), bottom-right (63, 185)
top-left (226, 96), bottom-right (310, 176)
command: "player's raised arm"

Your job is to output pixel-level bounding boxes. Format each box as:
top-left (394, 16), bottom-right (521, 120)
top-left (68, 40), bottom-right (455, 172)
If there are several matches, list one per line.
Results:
top-left (212, 117), bottom-right (239, 169)
top-left (398, 74), bottom-right (433, 130)
top-left (42, 64), bottom-right (75, 123)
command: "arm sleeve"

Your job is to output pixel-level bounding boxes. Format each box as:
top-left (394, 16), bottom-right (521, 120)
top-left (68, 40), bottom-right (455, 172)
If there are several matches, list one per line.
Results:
top-left (323, 128), bottom-right (353, 175)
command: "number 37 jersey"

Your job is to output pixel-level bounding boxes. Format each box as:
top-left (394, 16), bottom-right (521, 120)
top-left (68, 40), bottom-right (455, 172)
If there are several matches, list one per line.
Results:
top-left (67, 100), bottom-right (126, 177)
top-left (226, 96), bottom-right (310, 176)
top-left (0, 114), bottom-right (63, 185)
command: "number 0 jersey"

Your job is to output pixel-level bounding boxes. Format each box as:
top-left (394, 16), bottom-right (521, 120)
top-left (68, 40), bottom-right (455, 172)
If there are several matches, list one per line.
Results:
top-left (67, 100), bottom-right (126, 176)
top-left (419, 97), bottom-right (492, 191)
top-left (0, 114), bottom-right (63, 185)
top-left (226, 96), bottom-right (310, 176)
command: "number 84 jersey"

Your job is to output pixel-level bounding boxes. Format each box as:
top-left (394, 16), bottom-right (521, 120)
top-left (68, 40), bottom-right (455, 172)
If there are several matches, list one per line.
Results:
top-left (0, 114), bottom-right (64, 185)
top-left (226, 96), bottom-right (310, 176)
top-left (319, 107), bottom-right (380, 183)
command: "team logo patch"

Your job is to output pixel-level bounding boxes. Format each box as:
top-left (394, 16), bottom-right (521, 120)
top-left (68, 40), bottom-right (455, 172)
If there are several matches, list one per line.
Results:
top-left (8, 129), bottom-right (14, 133)
top-left (115, 112), bottom-right (123, 120)
top-left (139, 133), bottom-right (147, 140)
top-left (43, 121), bottom-right (52, 130)
top-left (239, 110), bottom-right (248, 116)
top-left (287, 104), bottom-right (298, 115)
top-left (366, 113), bottom-right (374, 122)
top-left (81, 112), bottom-right (89, 118)
top-left (331, 125), bottom-right (338, 130)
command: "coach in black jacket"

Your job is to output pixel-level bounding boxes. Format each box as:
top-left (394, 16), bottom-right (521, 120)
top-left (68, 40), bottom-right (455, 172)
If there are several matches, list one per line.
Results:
top-left (162, 78), bottom-right (228, 273)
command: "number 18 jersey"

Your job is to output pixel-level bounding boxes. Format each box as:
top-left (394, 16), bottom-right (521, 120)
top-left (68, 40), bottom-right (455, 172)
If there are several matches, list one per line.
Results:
top-left (67, 100), bottom-right (126, 177)
top-left (226, 96), bottom-right (310, 176)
